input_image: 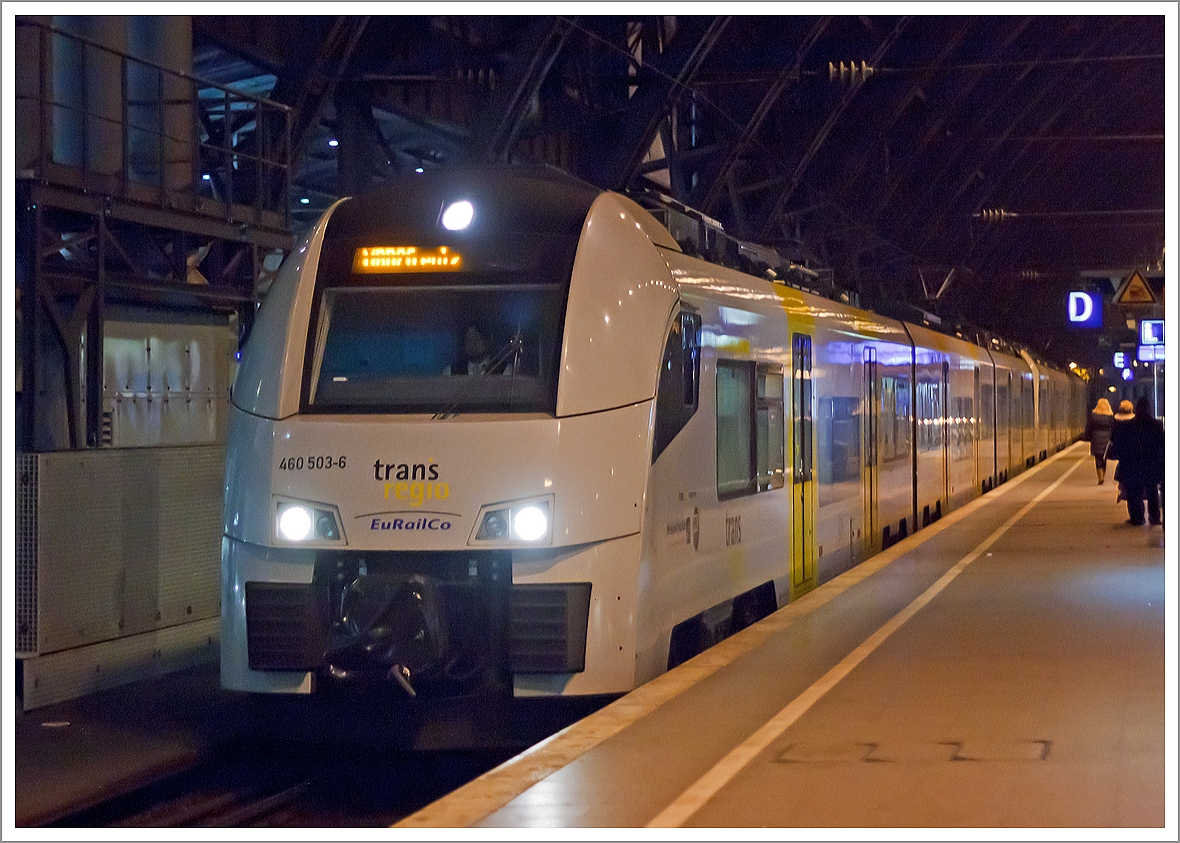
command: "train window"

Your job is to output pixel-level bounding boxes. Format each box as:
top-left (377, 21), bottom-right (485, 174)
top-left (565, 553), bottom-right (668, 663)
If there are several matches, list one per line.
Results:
top-left (304, 284), bottom-right (564, 414)
top-left (792, 334), bottom-right (814, 486)
top-left (681, 312), bottom-right (701, 408)
top-left (717, 361), bottom-right (754, 498)
top-left (717, 360), bottom-right (785, 499)
top-left (652, 312), bottom-right (702, 462)
top-left (981, 378), bottom-right (994, 440)
top-left (951, 396), bottom-right (974, 460)
top-left (756, 366), bottom-right (785, 490)
top-left (880, 376), bottom-right (896, 462)
top-left (898, 376), bottom-right (912, 458)
top-left (916, 377), bottom-right (940, 452)
top-left (819, 397), bottom-right (861, 487)
top-left (997, 382), bottom-right (1010, 434)
top-left (886, 375), bottom-right (912, 462)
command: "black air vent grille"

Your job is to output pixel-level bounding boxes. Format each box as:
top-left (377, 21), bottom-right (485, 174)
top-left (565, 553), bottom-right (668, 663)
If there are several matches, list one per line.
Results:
top-left (245, 582), bottom-right (324, 670)
top-left (508, 582), bottom-right (591, 673)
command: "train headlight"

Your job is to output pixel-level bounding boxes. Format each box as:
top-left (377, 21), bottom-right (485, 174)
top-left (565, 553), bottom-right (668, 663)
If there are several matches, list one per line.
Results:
top-left (471, 496), bottom-right (553, 546)
top-left (278, 505), bottom-right (313, 541)
top-left (275, 498), bottom-right (344, 544)
top-left (513, 506), bottom-right (548, 542)
top-left (441, 200), bottom-right (474, 231)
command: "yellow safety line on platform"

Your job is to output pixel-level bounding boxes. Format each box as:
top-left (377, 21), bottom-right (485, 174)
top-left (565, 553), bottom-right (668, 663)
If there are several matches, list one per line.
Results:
top-left (395, 443), bottom-right (1084, 828)
top-left (647, 452), bottom-right (1084, 828)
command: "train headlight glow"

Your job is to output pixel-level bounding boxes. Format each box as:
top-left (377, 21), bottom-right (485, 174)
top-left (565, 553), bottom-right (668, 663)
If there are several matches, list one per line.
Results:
top-left (275, 499), bottom-right (344, 544)
top-left (278, 505), bottom-right (313, 541)
top-left (471, 497), bottom-right (553, 546)
top-left (512, 506), bottom-right (548, 542)
top-left (441, 200), bottom-right (474, 231)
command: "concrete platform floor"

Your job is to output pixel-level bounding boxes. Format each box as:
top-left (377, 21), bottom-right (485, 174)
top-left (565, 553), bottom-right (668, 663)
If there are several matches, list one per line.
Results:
top-left (400, 443), bottom-right (1172, 831)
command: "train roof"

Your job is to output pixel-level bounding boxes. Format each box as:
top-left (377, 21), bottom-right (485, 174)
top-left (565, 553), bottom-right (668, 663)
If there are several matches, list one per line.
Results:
top-left (327, 166), bottom-right (1071, 376)
top-left (330, 165), bottom-right (601, 241)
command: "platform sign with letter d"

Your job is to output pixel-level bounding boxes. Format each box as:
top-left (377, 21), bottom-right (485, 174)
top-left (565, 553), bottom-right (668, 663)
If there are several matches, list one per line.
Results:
top-left (1066, 290), bottom-right (1102, 329)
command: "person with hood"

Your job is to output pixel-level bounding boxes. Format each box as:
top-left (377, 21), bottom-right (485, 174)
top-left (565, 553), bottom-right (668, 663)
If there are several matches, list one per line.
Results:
top-left (1112, 398), bottom-right (1136, 428)
top-left (1107, 399), bottom-right (1136, 500)
top-left (1108, 397), bottom-right (1164, 526)
top-left (1081, 397), bottom-right (1115, 484)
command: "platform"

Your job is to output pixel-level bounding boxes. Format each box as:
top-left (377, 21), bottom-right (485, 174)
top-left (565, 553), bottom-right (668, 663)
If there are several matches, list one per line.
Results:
top-left (398, 442), bottom-right (1171, 830)
top-left (7, 442), bottom-right (1171, 831)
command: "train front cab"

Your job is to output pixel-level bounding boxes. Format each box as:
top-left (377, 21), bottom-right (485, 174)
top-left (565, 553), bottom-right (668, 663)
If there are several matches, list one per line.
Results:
top-left (221, 170), bottom-right (691, 701)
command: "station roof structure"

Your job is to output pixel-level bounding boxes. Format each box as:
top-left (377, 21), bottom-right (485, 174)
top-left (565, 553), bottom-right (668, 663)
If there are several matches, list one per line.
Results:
top-left (187, 12), bottom-right (1169, 366)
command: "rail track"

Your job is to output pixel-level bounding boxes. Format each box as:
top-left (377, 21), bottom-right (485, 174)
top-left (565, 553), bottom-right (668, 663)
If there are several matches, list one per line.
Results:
top-left (47, 740), bottom-right (515, 827)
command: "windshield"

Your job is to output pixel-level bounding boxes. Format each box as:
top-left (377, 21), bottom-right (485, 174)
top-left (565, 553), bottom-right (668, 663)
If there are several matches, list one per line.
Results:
top-left (306, 282), bottom-right (565, 414)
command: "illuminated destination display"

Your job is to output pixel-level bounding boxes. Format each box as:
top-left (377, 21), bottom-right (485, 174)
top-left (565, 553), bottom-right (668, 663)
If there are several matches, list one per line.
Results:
top-left (353, 245), bottom-right (462, 273)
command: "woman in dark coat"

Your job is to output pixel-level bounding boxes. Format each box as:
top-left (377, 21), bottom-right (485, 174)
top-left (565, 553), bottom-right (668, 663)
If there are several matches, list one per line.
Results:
top-left (1108, 399), bottom-right (1136, 489)
top-left (1081, 397), bottom-right (1115, 484)
top-left (1109, 397), bottom-right (1165, 526)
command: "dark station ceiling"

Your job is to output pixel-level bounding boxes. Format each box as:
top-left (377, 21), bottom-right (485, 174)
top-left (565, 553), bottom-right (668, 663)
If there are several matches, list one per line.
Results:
top-left (192, 14), bottom-right (1168, 368)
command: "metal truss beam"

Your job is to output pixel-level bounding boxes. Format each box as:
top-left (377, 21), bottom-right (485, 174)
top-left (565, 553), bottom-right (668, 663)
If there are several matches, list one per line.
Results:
top-left (759, 17), bottom-right (910, 244)
top-left (590, 16), bottom-right (731, 191)
top-left (271, 16), bottom-right (370, 186)
top-left (696, 18), bottom-right (831, 216)
top-left (472, 16), bottom-right (577, 163)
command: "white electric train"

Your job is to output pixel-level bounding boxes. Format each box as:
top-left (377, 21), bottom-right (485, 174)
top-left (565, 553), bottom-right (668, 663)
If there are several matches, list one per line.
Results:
top-left (221, 166), bottom-right (1085, 703)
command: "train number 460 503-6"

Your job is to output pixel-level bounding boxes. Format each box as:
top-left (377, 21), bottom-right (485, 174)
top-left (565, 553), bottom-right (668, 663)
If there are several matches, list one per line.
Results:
top-left (278, 455), bottom-right (347, 471)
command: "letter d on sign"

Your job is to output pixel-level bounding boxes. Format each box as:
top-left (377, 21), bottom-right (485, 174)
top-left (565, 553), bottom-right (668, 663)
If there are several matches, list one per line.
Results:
top-left (1068, 291), bottom-right (1093, 323)
top-left (1067, 290), bottom-right (1103, 327)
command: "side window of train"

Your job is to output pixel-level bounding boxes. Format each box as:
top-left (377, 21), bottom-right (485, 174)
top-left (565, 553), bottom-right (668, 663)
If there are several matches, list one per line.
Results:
top-left (981, 372), bottom-right (994, 440)
top-left (716, 360), bottom-right (785, 499)
top-left (998, 376), bottom-right (1010, 434)
top-left (916, 378), bottom-right (938, 451)
top-left (652, 311), bottom-right (701, 462)
top-left (792, 333), bottom-right (814, 484)
top-left (820, 397), bottom-right (860, 483)
top-left (756, 366), bottom-right (786, 490)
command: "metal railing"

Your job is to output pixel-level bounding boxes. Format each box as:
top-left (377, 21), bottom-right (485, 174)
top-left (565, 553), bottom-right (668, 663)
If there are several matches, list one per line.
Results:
top-left (15, 17), bottom-right (291, 231)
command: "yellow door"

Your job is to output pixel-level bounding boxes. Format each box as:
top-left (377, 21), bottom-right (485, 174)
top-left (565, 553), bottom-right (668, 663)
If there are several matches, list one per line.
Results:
top-left (790, 333), bottom-right (817, 599)
top-left (863, 346), bottom-right (880, 555)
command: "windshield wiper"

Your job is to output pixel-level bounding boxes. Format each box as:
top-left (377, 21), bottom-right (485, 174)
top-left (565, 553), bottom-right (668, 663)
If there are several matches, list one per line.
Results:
top-left (432, 334), bottom-right (522, 420)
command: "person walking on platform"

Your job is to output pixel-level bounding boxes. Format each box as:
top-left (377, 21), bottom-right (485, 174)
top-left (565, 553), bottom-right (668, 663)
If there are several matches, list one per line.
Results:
top-left (1109, 397), bottom-right (1164, 526)
top-left (1112, 398), bottom-right (1136, 429)
top-left (1081, 397), bottom-right (1115, 484)
top-left (1108, 399), bottom-right (1136, 502)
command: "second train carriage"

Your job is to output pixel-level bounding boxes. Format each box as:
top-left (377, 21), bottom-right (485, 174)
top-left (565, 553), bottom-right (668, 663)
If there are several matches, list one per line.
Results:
top-left (221, 165), bottom-right (1085, 705)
